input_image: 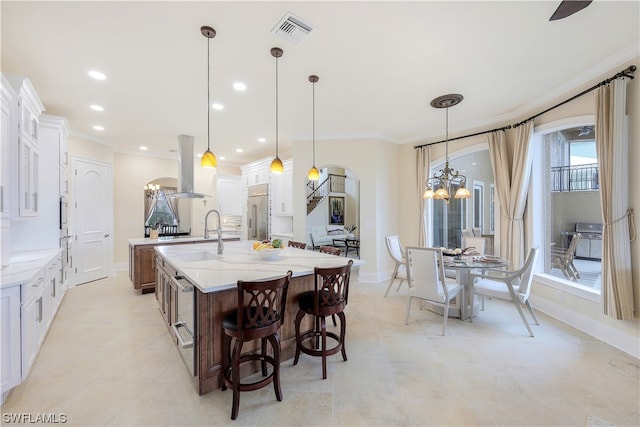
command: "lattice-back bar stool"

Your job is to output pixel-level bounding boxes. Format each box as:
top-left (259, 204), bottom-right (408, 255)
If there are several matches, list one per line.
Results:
top-left (221, 271), bottom-right (292, 420)
top-left (293, 260), bottom-right (353, 379)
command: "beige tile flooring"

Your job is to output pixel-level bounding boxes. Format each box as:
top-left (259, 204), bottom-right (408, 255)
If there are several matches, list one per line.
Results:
top-left (2, 272), bottom-right (639, 426)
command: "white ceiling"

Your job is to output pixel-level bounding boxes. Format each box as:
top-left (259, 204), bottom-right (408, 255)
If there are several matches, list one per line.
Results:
top-left (2, 1), bottom-right (638, 166)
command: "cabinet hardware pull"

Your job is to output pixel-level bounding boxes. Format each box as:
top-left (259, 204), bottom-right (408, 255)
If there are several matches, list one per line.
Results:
top-left (37, 297), bottom-right (43, 322)
top-left (171, 322), bottom-right (194, 349)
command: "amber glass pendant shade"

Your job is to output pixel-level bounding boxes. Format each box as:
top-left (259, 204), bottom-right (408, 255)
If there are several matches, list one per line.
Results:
top-left (270, 156), bottom-right (284, 173)
top-left (307, 165), bottom-right (320, 181)
top-left (201, 149), bottom-right (217, 168)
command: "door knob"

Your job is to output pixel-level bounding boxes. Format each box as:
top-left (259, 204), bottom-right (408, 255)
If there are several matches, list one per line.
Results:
top-left (104, 233), bottom-right (110, 238)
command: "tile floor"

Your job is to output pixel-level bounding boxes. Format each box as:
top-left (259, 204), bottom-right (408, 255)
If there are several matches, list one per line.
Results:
top-left (2, 272), bottom-right (639, 426)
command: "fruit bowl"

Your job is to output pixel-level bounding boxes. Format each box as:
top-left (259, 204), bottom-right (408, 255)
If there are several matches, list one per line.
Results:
top-left (255, 248), bottom-right (283, 261)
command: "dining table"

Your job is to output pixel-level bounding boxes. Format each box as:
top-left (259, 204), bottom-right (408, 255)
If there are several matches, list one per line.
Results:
top-left (437, 255), bottom-right (508, 320)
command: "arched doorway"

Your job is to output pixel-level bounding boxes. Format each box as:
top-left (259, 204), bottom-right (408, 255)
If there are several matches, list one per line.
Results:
top-left (304, 165), bottom-right (360, 254)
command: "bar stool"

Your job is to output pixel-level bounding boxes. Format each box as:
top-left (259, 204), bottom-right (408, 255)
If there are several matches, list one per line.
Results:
top-left (293, 260), bottom-right (353, 379)
top-left (221, 271), bottom-right (292, 420)
top-left (288, 240), bottom-right (307, 249)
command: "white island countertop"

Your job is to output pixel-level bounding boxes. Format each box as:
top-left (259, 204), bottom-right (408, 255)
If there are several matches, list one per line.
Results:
top-left (155, 240), bottom-right (363, 293)
top-left (128, 234), bottom-right (240, 246)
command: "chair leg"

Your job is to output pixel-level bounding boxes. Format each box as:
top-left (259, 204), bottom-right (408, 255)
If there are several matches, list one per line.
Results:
top-left (230, 339), bottom-right (243, 420)
top-left (396, 278), bottom-right (404, 292)
top-left (337, 311), bottom-right (347, 361)
top-left (514, 300), bottom-right (535, 337)
top-left (293, 309), bottom-right (305, 366)
top-left (268, 333), bottom-right (283, 401)
top-left (384, 264), bottom-right (400, 297)
top-left (221, 334), bottom-right (231, 391)
top-left (331, 314), bottom-right (337, 327)
top-left (261, 337), bottom-right (268, 376)
top-left (442, 300), bottom-right (449, 336)
top-left (524, 300), bottom-right (540, 325)
top-left (320, 315), bottom-right (328, 380)
top-left (405, 296), bottom-right (413, 325)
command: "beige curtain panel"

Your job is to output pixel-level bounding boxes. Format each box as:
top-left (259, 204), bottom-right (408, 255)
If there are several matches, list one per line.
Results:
top-left (416, 146), bottom-right (431, 246)
top-left (488, 122), bottom-right (534, 270)
top-left (595, 78), bottom-right (635, 320)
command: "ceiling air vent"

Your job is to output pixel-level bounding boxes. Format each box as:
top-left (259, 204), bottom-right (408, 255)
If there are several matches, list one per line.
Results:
top-left (272, 12), bottom-right (314, 44)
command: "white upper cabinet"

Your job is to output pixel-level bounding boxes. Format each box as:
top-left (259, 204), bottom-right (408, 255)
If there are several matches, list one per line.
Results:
top-left (0, 74), bottom-right (17, 219)
top-left (216, 175), bottom-right (241, 215)
top-left (3, 73), bottom-right (45, 218)
top-left (272, 160), bottom-right (293, 215)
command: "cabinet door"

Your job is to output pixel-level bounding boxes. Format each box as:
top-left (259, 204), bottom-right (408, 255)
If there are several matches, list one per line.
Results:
top-left (18, 137), bottom-right (38, 217)
top-left (1, 286), bottom-right (22, 394)
top-left (141, 248), bottom-right (156, 286)
top-left (0, 92), bottom-right (11, 219)
top-left (217, 176), bottom-right (241, 215)
top-left (22, 294), bottom-right (44, 378)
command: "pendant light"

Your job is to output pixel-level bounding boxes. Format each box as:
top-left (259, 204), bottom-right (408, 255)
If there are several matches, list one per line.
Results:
top-left (270, 47), bottom-right (284, 174)
top-left (200, 26), bottom-right (217, 168)
top-left (423, 94), bottom-right (471, 204)
top-left (307, 75), bottom-right (320, 181)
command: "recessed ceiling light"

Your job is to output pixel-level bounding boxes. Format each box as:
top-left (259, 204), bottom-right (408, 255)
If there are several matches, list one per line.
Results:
top-left (233, 82), bottom-right (247, 91)
top-left (90, 104), bottom-right (104, 111)
top-left (139, 146), bottom-right (148, 151)
top-left (93, 125), bottom-right (104, 131)
top-left (212, 103), bottom-right (224, 110)
top-left (235, 148), bottom-right (243, 153)
top-left (88, 70), bottom-right (106, 80)
top-left (219, 156), bottom-right (226, 160)
top-left (197, 153), bottom-right (202, 158)
top-left (258, 137), bottom-right (266, 143)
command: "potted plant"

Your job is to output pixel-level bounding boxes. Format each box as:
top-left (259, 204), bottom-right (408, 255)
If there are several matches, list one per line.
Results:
top-left (344, 224), bottom-right (357, 238)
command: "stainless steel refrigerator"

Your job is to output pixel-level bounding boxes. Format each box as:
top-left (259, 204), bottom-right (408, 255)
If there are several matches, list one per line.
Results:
top-left (247, 184), bottom-right (268, 241)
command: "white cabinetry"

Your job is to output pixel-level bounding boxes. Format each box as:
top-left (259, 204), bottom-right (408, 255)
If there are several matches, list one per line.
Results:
top-left (0, 251), bottom-right (64, 403)
top-left (271, 160), bottom-right (293, 215)
top-left (3, 73), bottom-right (45, 219)
top-left (0, 286), bottom-right (22, 396)
top-left (216, 175), bottom-right (241, 215)
top-left (0, 75), bottom-right (16, 220)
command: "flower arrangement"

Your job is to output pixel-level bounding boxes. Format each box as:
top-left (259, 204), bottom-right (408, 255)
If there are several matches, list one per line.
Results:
top-left (344, 224), bottom-right (357, 234)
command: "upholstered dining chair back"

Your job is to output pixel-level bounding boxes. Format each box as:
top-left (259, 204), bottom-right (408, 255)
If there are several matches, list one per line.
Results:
top-left (404, 246), bottom-right (463, 335)
top-left (463, 237), bottom-right (486, 256)
top-left (385, 235), bottom-right (404, 264)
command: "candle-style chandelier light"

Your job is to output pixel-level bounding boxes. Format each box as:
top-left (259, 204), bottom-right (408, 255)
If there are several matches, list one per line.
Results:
top-left (423, 93), bottom-right (471, 204)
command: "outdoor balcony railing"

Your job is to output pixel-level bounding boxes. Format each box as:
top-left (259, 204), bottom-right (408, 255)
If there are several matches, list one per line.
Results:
top-left (551, 163), bottom-right (599, 192)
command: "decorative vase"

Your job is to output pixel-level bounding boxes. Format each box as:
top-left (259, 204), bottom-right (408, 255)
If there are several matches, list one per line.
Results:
top-left (347, 233), bottom-right (354, 239)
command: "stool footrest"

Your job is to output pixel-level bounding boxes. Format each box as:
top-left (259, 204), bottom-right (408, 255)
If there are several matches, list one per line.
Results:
top-left (297, 330), bottom-right (342, 357)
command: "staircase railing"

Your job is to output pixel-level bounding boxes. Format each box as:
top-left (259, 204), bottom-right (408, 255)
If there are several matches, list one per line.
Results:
top-left (306, 174), bottom-right (346, 214)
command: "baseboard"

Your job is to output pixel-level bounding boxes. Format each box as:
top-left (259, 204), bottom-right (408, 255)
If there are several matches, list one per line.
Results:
top-left (531, 296), bottom-right (639, 359)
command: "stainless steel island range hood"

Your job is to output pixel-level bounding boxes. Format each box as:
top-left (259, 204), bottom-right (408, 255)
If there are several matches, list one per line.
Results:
top-left (166, 134), bottom-right (210, 199)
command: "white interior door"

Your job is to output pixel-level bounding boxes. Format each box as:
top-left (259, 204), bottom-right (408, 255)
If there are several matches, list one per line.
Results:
top-left (73, 158), bottom-right (112, 285)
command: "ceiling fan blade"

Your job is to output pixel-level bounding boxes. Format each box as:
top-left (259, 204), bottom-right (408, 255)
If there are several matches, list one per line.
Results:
top-left (549, 0), bottom-right (593, 21)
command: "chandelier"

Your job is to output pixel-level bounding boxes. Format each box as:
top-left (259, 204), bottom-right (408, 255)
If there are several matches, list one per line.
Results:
top-left (144, 183), bottom-right (161, 199)
top-left (423, 94), bottom-right (471, 204)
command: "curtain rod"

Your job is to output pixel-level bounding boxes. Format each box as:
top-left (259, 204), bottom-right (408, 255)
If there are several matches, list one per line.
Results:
top-left (413, 124), bottom-right (511, 149)
top-left (414, 64), bottom-right (636, 149)
top-left (512, 65), bottom-right (636, 128)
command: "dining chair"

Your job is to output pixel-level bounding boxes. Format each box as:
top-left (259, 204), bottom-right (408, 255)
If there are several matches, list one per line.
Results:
top-left (462, 236), bottom-right (486, 256)
top-left (221, 271), bottom-right (292, 420)
top-left (469, 247), bottom-right (540, 337)
top-left (404, 246), bottom-right (464, 336)
top-left (551, 233), bottom-right (581, 281)
top-left (384, 235), bottom-right (407, 297)
top-left (293, 260), bottom-right (353, 379)
top-left (288, 240), bottom-right (307, 250)
top-left (319, 245), bottom-right (341, 256)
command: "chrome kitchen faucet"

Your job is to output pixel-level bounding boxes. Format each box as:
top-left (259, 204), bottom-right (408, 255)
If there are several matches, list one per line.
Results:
top-left (204, 209), bottom-right (224, 254)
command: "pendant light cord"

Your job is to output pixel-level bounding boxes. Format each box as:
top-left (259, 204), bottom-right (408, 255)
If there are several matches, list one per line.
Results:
top-left (444, 107), bottom-right (449, 161)
top-left (207, 36), bottom-right (211, 151)
top-left (275, 54), bottom-right (279, 157)
top-left (312, 80), bottom-right (315, 165)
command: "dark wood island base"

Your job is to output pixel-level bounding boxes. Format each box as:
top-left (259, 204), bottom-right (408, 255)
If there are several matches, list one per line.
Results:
top-left (195, 274), bottom-right (315, 395)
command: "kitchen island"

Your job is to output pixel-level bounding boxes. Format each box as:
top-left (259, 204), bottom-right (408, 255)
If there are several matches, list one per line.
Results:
top-left (128, 234), bottom-right (239, 293)
top-left (154, 240), bottom-right (363, 395)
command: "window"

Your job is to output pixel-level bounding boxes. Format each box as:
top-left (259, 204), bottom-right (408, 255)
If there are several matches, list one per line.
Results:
top-left (542, 125), bottom-right (602, 292)
top-left (146, 190), bottom-right (178, 227)
top-left (473, 181), bottom-right (484, 231)
top-left (427, 149), bottom-right (494, 249)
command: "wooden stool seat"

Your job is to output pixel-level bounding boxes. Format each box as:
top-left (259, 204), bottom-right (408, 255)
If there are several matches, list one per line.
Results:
top-left (293, 260), bottom-right (352, 379)
top-left (222, 271), bottom-right (292, 420)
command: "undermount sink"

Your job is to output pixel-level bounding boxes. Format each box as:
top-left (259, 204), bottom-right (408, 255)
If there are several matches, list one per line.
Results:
top-left (173, 251), bottom-right (219, 263)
